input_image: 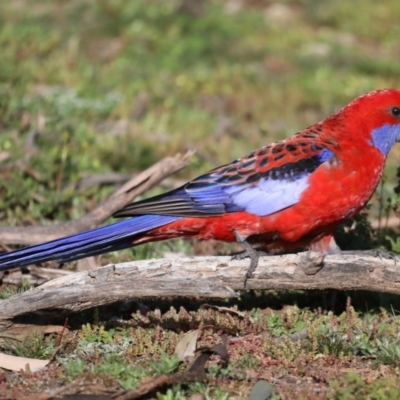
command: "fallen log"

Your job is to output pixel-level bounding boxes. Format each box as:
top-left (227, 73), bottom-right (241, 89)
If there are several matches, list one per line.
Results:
top-left (0, 252), bottom-right (399, 331)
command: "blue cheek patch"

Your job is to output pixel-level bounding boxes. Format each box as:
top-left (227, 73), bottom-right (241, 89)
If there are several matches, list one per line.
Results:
top-left (371, 124), bottom-right (400, 155)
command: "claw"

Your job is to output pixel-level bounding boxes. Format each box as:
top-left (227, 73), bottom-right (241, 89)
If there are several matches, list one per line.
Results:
top-left (371, 249), bottom-right (397, 264)
top-left (341, 249), bottom-right (398, 264)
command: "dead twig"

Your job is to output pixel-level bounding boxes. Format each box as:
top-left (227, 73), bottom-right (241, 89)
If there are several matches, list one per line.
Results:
top-left (0, 151), bottom-right (194, 245)
top-left (64, 172), bottom-right (187, 194)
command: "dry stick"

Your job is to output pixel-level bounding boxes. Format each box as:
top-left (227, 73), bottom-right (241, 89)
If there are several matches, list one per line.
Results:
top-left (1, 252), bottom-right (400, 331)
top-left (63, 173), bottom-right (188, 195)
top-left (64, 172), bottom-right (131, 193)
top-left (0, 151), bottom-right (194, 245)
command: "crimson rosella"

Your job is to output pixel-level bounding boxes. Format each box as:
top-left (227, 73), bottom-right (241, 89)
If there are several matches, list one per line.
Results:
top-left (1, 89), bottom-right (400, 281)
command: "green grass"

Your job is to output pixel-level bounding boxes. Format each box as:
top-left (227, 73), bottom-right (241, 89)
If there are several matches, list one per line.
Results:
top-left (1, 0), bottom-right (400, 227)
top-left (2, 0), bottom-right (400, 398)
top-left (3, 299), bottom-right (400, 398)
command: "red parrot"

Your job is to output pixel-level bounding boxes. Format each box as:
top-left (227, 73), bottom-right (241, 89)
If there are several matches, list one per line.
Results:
top-left (1, 89), bottom-right (400, 281)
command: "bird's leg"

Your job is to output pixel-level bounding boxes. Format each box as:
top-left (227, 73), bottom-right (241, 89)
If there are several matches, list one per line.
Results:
top-left (233, 231), bottom-right (264, 286)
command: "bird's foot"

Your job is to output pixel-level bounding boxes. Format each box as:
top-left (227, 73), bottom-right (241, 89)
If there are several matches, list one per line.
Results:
top-left (231, 249), bottom-right (269, 261)
top-left (233, 231), bottom-right (268, 287)
top-left (340, 249), bottom-right (397, 264)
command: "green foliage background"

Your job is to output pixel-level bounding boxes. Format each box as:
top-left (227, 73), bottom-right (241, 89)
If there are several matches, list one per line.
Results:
top-left (2, 0), bottom-right (400, 231)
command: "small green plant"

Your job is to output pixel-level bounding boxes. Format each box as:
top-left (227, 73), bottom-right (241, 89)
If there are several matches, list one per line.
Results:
top-left (61, 353), bottom-right (151, 389)
top-left (79, 323), bottom-right (116, 344)
top-left (0, 280), bottom-right (31, 299)
top-left (330, 372), bottom-right (400, 400)
top-left (385, 236), bottom-right (400, 254)
top-left (2, 332), bottom-right (55, 359)
top-left (157, 387), bottom-right (186, 400)
top-left (375, 338), bottom-right (400, 366)
top-left (150, 352), bottom-right (179, 375)
top-left (63, 357), bottom-right (86, 377)
top-left (266, 313), bottom-right (287, 337)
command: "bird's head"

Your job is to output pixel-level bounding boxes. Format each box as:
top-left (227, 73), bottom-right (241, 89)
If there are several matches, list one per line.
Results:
top-left (337, 89), bottom-right (400, 156)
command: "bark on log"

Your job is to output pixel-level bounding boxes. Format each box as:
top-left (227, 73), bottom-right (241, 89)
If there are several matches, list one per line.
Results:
top-left (1, 252), bottom-right (400, 331)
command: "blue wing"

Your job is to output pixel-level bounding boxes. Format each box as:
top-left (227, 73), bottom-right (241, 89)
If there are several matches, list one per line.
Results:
top-left (114, 145), bottom-right (335, 218)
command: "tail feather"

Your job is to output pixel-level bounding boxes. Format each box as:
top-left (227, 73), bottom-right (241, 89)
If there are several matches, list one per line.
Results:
top-left (0, 215), bottom-right (180, 271)
top-left (59, 242), bottom-right (135, 264)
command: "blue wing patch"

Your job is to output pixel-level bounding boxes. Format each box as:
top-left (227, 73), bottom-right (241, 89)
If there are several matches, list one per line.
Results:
top-left (113, 148), bottom-right (335, 218)
top-left (224, 175), bottom-right (309, 216)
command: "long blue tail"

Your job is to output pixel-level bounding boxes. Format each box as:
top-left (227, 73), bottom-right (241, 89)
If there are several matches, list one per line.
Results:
top-left (0, 215), bottom-right (180, 271)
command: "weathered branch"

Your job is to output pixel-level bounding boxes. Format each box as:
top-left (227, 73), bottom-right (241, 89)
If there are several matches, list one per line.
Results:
top-left (0, 151), bottom-right (194, 245)
top-left (0, 252), bottom-right (399, 330)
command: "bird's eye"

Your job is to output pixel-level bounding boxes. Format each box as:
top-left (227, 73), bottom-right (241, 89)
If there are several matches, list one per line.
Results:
top-left (390, 107), bottom-right (400, 117)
